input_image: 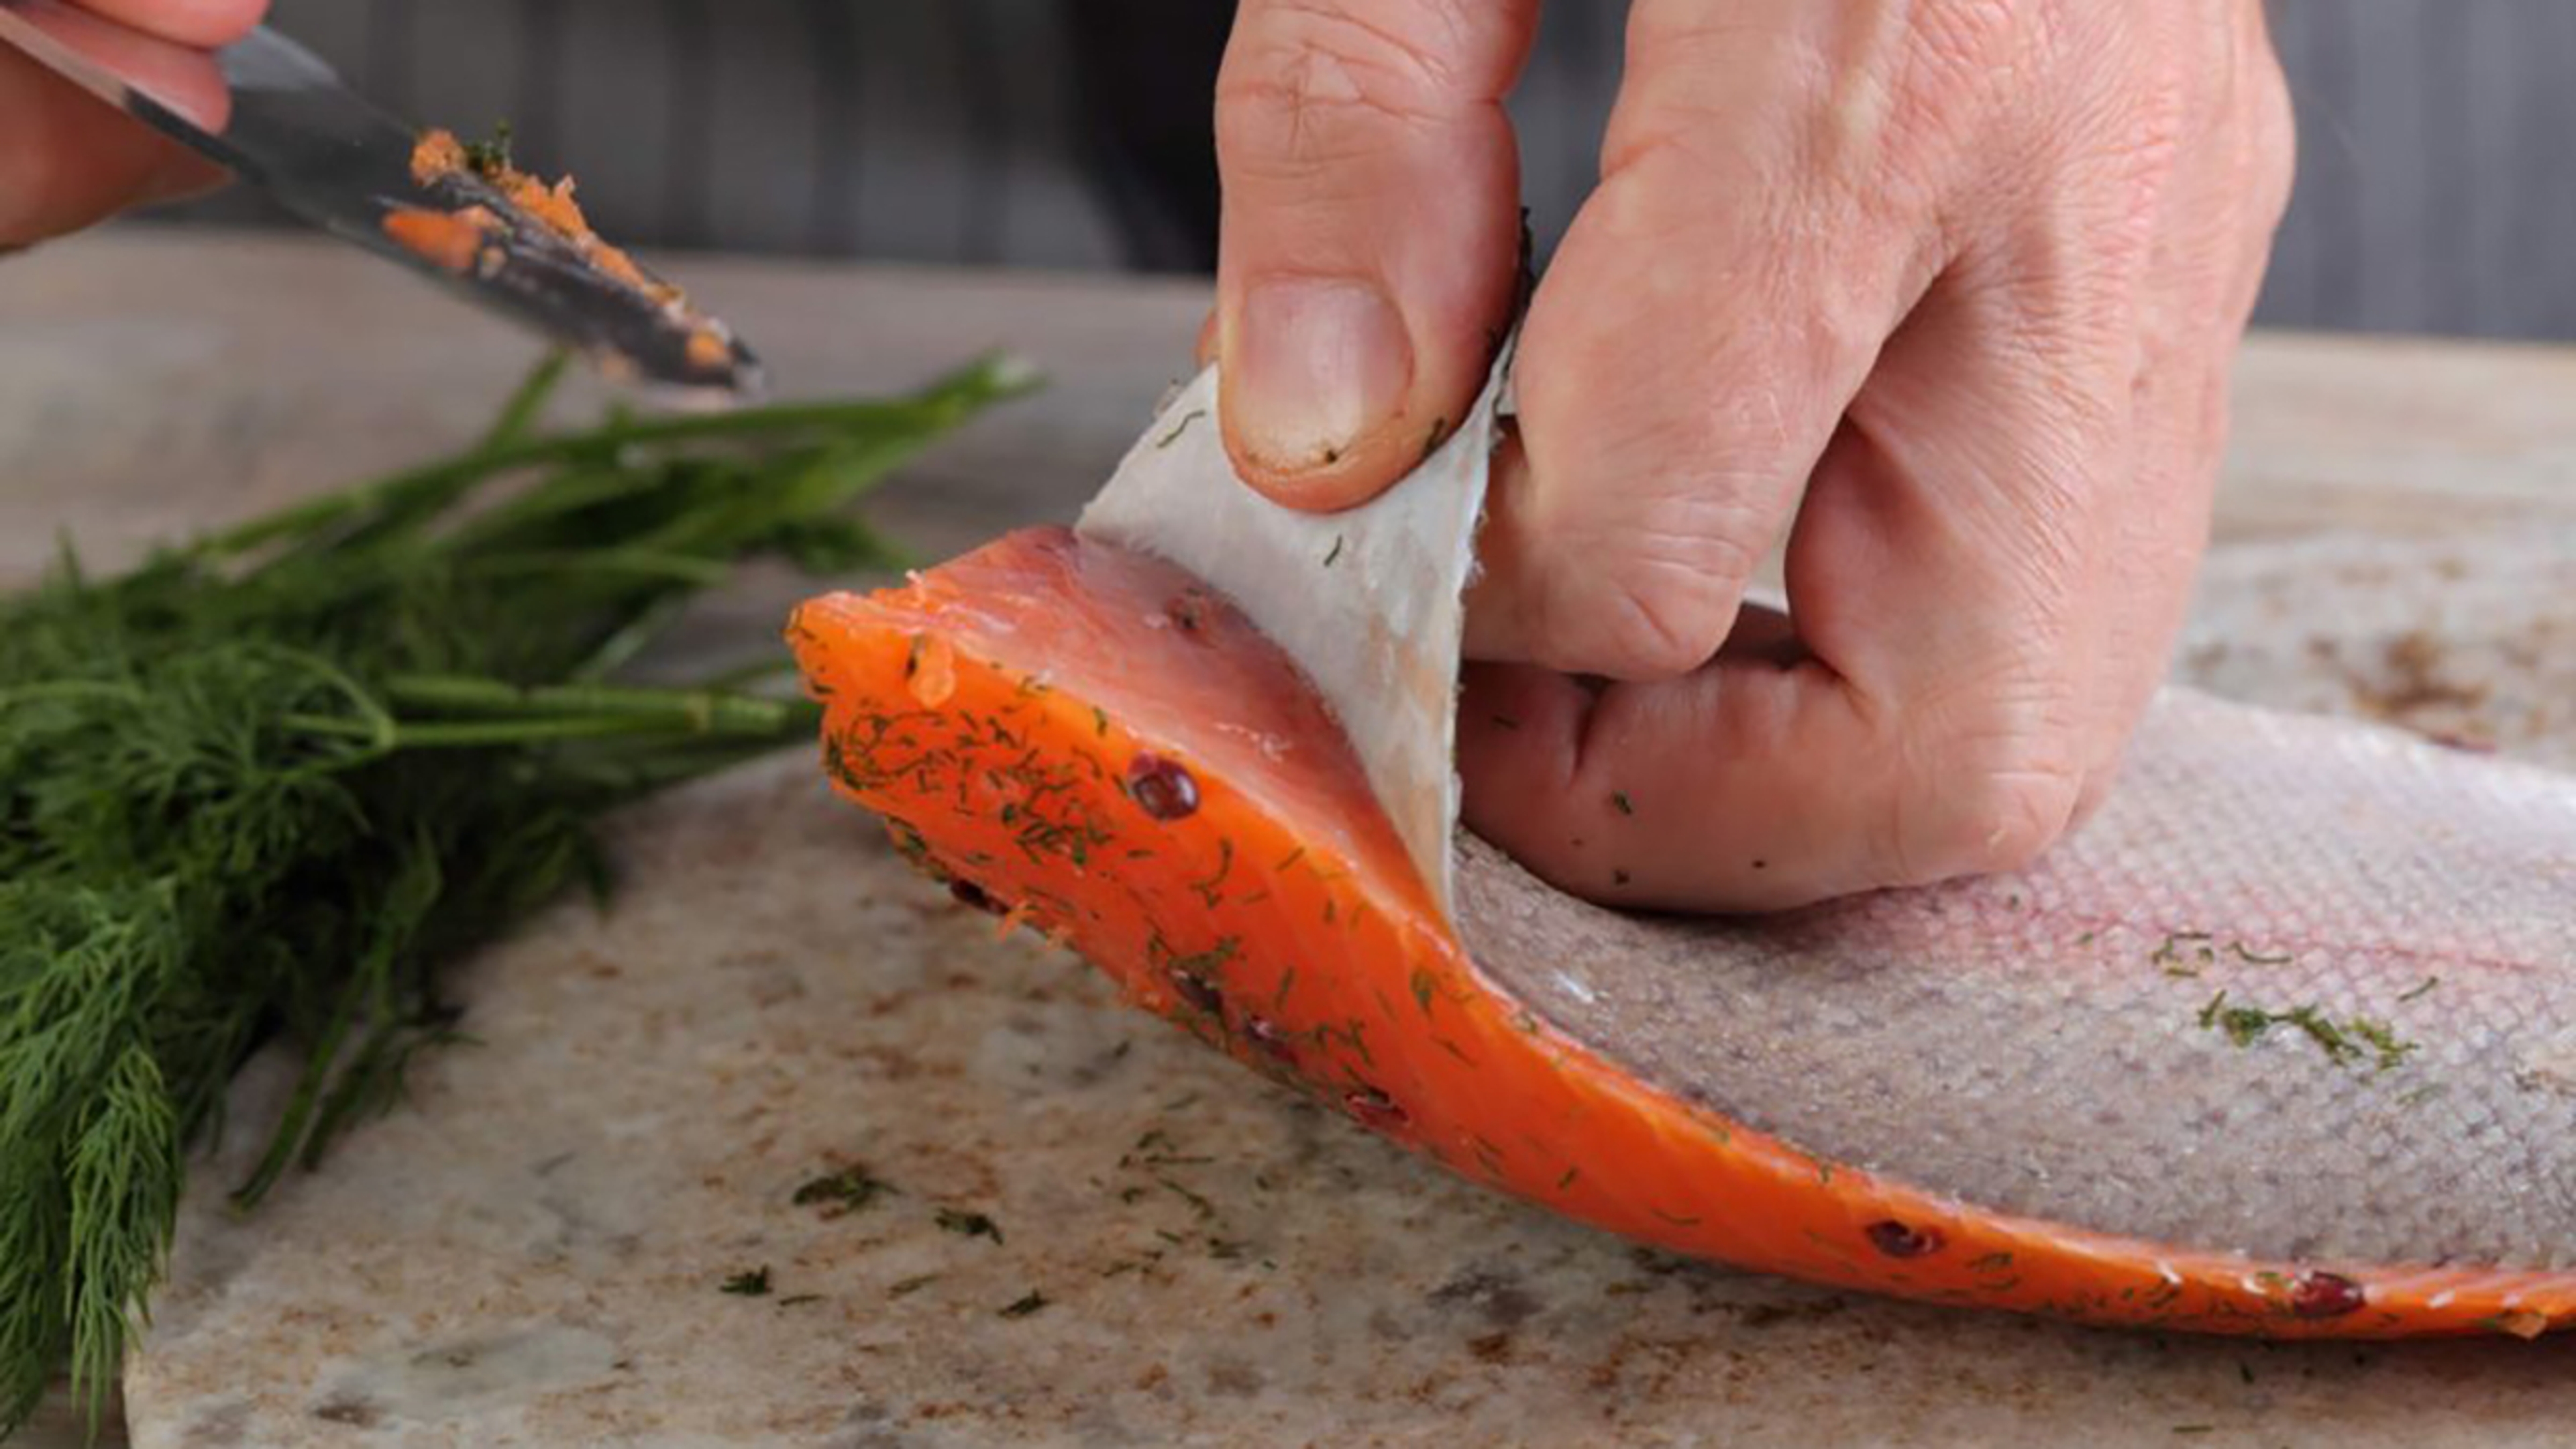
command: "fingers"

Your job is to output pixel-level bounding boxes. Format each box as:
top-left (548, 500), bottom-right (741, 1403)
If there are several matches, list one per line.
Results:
top-left (2062, 0), bottom-right (2294, 816)
top-left (1212, 0), bottom-right (1540, 509)
top-left (40, 0), bottom-right (238, 128)
top-left (1453, 0), bottom-right (2297, 912)
top-left (1462, 260), bottom-right (2132, 909)
top-left (77, 0), bottom-right (268, 48)
top-left (0, 0), bottom-right (254, 247)
top-left (1469, 2), bottom-right (1943, 680)
top-left (0, 44), bottom-right (220, 248)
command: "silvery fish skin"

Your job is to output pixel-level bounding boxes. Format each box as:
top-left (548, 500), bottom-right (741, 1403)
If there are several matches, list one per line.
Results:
top-left (1079, 351), bottom-right (1515, 915)
top-left (1455, 533), bottom-right (2576, 1271)
top-left (1462, 684), bottom-right (2576, 1269)
top-left (1083, 353), bottom-right (2576, 1272)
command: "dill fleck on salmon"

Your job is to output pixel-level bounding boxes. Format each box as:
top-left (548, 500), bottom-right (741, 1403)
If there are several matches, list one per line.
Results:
top-left (2196, 991), bottom-right (2420, 1072)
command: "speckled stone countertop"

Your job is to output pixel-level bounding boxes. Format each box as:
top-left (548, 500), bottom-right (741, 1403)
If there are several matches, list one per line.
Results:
top-left (7, 232), bottom-right (2576, 1448)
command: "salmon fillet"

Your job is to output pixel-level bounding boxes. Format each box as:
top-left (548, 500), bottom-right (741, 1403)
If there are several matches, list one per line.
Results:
top-left (790, 525), bottom-right (2576, 1339)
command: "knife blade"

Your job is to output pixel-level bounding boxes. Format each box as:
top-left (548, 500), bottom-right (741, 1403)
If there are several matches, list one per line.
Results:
top-left (0, 0), bottom-right (761, 398)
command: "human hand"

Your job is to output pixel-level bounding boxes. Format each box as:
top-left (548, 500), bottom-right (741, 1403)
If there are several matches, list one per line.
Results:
top-left (1, 0), bottom-right (266, 248)
top-left (1210, 0), bottom-right (2293, 910)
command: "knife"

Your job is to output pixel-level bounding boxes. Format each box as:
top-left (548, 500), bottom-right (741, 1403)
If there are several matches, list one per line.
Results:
top-left (0, 0), bottom-right (761, 398)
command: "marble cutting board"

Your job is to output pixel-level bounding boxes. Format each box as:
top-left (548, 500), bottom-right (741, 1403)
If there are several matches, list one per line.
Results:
top-left (7, 231), bottom-right (2576, 1448)
top-left (111, 534), bottom-right (2576, 1449)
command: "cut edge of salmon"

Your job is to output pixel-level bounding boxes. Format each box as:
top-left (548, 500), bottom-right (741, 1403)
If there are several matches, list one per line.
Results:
top-left (787, 525), bottom-right (2575, 1341)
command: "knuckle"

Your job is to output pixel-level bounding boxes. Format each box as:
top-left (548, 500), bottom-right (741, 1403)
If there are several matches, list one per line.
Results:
top-left (1581, 568), bottom-right (1735, 680)
top-left (1536, 512), bottom-right (1761, 680)
top-left (2242, 64), bottom-right (2297, 235)
top-left (1884, 683), bottom-right (2089, 881)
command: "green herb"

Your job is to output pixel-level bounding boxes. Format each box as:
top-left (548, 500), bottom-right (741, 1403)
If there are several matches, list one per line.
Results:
top-left (2347, 1016), bottom-right (2420, 1072)
top-left (2151, 930), bottom-right (2214, 969)
top-left (0, 348), bottom-right (1024, 1433)
top-left (1152, 409), bottom-right (1206, 449)
top-left (462, 119), bottom-right (515, 176)
top-left (1323, 535), bottom-right (1344, 568)
top-left (794, 1164), bottom-right (896, 1216)
top-left (888, 1275), bottom-right (938, 1298)
top-left (775, 1293), bottom-right (823, 1307)
top-left (935, 1207), bottom-right (1003, 1244)
top-left (2198, 990), bottom-right (2257, 1044)
top-left (720, 1267), bottom-right (773, 1297)
top-left (2398, 975), bottom-right (2440, 1002)
top-left (1188, 839), bottom-right (1234, 908)
top-left (2275, 1007), bottom-right (2354, 1062)
top-left (999, 1291), bottom-right (1051, 1318)
top-left (1611, 791), bottom-right (1634, 816)
top-left (2196, 992), bottom-right (2419, 1071)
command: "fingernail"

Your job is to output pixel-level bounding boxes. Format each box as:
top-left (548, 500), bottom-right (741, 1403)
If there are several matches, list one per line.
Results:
top-left (1229, 278), bottom-right (1411, 473)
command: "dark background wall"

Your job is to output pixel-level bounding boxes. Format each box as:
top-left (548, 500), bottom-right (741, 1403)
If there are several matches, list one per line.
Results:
top-left (158, 1), bottom-right (2576, 341)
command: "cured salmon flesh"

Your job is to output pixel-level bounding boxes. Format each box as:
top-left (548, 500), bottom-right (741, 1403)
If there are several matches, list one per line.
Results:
top-left (790, 522), bottom-right (2576, 1341)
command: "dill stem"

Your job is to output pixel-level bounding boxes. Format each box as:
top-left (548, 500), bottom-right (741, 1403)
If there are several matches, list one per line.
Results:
top-left (458, 549), bottom-right (733, 585)
top-left (198, 357), bottom-right (1028, 559)
top-left (282, 711), bottom-right (814, 751)
top-left (274, 675), bottom-right (816, 751)
top-left (384, 675), bottom-right (813, 732)
top-left (231, 950), bottom-right (372, 1207)
top-left (574, 595), bottom-right (690, 681)
top-left (480, 350), bottom-right (571, 450)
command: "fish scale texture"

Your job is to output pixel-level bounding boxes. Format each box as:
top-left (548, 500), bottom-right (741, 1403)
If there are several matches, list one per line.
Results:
top-left (1461, 690), bottom-right (2576, 1269)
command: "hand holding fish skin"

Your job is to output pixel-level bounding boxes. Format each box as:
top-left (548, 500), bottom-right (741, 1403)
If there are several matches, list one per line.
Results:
top-left (1212, 0), bottom-right (2296, 910)
top-left (0, 0), bottom-right (265, 247)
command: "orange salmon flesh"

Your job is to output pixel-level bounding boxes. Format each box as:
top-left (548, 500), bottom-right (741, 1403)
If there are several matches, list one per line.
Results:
top-left (788, 527), bottom-right (2576, 1340)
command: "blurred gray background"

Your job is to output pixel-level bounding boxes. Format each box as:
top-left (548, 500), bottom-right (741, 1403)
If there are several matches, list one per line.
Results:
top-left (159, 1), bottom-right (2576, 341)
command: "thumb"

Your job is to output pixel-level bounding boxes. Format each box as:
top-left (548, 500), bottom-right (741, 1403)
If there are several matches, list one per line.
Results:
top-left (1213, 0), bottom-right (1537, 510)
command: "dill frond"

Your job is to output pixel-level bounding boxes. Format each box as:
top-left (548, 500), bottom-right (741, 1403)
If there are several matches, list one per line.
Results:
top-left (0, 350), bottom-right (1029, 1434)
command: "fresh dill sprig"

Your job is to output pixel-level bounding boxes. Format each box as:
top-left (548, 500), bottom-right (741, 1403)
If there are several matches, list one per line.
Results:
top-left (0, 350), bottom-right (1031, 1435)
top-left (461, 119), bottom-right (515, 178)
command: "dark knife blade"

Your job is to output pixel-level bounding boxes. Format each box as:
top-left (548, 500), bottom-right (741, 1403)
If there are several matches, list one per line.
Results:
top-left (0, 0), bottom-right (761, 398)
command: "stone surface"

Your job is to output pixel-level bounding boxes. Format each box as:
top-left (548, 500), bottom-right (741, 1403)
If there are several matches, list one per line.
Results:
top-left (7, 231), bottom-right (2576, 1447)
top-left (121, 672), bottom-right (2576, 1448)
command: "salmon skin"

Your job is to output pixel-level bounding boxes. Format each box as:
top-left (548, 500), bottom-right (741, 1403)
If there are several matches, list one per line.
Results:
top-left (790, 525), bottom-right (2576, 1340)
top-left (790, 356), bottom-right (2576, 1338)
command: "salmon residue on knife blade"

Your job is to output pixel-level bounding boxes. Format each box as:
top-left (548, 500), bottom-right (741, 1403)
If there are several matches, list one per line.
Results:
top-left (380, 204), bottom-right (500, 275)
top-left (392, 127), bottom-right (736, 370)
top-left (789, 527), bottom-right (2576, 1340)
